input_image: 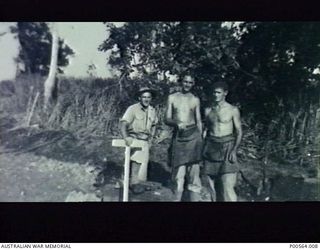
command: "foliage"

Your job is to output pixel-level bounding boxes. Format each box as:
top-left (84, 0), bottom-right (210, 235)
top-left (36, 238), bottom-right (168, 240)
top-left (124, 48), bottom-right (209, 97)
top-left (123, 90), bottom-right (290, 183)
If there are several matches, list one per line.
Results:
top-left (99, 22), bottom-right (239, 102)
top-left (3, 22), bottom-right (320, 168)
top-left (10, 22), bottom-right (74, 75)
top-left (235, 22), bottom-right (320, 112)
top-left (100, 22), bottom-right (320, 165)
top-left (234, 22), bottom-right (320, 163)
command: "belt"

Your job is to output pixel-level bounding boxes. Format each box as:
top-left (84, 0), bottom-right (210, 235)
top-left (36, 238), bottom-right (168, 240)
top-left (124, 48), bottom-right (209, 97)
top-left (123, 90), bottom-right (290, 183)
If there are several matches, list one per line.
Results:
top-left (129, 132), bottom-right (150, 141)
top-left (206, 134), bottom-right (235, 143)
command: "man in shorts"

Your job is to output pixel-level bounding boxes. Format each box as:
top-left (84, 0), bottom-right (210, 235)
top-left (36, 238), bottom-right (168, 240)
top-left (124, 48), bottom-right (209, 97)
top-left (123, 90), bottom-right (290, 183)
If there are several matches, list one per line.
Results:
top-left (202, 81), bottom-right (242, 201)
top-left (165, 74), bottom-right (203, 201)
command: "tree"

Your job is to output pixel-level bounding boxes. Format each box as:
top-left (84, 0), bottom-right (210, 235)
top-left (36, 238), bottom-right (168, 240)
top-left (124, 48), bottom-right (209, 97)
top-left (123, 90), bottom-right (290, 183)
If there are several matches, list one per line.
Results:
top-left (100, 21), bottom-right (320, 165)
top-left (233, 22), bottom-right (320, 162)
top-left (235, 22), bottom-right (320, 107)
top-left (11, 22), bottom-right (74, 75)
top-left (235, 22), bottom-right (320, 123)
top-left (99, 22), bottom-right (239, 102)
top-left (44, 23), bottom-right (59, 110)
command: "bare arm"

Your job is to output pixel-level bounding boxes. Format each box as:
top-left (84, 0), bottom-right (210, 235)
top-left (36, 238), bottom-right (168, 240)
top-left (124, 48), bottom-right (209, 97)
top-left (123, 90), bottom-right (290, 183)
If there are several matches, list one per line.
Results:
top-left (232, 107), bottom-right (242, 151)
top-left (202, 107), bottom-right (211, 138)
top-left (195, 98), bottom-right (202, 134)
top-left (120, 121), bottom-right (133, 146)
top-left (164, 95), bottom-right (178, 128)
top-left (228, 107), bottom-right (242, 163)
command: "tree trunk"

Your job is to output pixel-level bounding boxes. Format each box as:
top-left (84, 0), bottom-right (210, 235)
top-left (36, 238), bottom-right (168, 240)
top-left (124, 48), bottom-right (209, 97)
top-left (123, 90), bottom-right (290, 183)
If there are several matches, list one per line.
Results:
top-left (44, 26), bottom-right (59, 111)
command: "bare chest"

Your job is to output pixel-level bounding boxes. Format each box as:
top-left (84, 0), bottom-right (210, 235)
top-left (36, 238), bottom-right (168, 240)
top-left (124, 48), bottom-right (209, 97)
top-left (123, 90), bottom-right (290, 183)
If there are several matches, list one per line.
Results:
top-left (207, 107), bottom-right (233, 124)
top-left (172, 96), bottom-right (196, 113)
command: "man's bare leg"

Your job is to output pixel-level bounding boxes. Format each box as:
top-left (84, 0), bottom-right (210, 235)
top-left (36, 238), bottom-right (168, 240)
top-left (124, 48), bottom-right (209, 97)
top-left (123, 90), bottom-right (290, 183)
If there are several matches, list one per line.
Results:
top-left (173, 165), bottom-right (186, 201)
top-left (206, 175), bottom-right (217, 201)
top-left (187, 164), bottom-right (202, 201)
top-left (220, 173), bottom-right (237, 201)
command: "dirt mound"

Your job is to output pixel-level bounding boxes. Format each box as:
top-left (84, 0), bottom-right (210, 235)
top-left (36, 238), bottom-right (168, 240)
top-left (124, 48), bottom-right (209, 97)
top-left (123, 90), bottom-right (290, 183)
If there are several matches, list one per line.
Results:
top-left (1, 127), bottom-right (36, 150)
top-left (1, 128), bottom-right (106, 165)
top-left (0, 116), bottom-right (17, 131)
top-left (2, 126), bottom-right (317, 202)
top-left (0, 151), bottom-right (98, 202)
top-left (30, 131), bottom-right (84, 162)
top-left (2, 129), bottom-right (72, 152)
top-left (65, 190), bottom-right (102, 202)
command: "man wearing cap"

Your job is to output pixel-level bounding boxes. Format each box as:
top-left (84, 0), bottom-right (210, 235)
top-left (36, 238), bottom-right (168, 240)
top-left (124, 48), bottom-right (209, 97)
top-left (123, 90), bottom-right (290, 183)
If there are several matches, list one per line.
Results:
top-left (165, 74), bottom-right (203, 201)
top-left (120, 87), bottom-right (158, 194)
top-left (202, 81), bottom-right (242, 201)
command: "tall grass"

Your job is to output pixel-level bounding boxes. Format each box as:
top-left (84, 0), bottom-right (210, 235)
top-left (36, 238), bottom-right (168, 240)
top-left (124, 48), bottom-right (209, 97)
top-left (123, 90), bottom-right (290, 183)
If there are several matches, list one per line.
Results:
top-left (1, 74), bottom-right (318, 172)
top-left (0, 74), bottom-right (44, 117)
top-left (0, 74), bottom-right (124, 139)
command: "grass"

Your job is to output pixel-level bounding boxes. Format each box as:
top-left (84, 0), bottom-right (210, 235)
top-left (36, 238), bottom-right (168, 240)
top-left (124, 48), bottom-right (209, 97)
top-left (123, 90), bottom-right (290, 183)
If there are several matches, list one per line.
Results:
top-left (0, 75), bottom-right (126, 138)
top-left (0, 74), bottom-right (318, 174)
top-left (1, 74), bottom-right (319, 202)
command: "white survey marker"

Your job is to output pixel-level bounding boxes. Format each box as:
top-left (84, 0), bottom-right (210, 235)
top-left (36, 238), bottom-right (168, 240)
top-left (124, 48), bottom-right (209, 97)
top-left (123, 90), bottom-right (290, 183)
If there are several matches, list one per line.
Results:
top-left (112, 139), bottom-right (145, 202)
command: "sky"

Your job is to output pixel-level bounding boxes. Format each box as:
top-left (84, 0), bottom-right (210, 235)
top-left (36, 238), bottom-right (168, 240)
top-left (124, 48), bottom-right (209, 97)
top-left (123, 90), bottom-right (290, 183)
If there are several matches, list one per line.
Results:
top-left (0, 22), bottom-right (124, 81)
top-left (0, 22), bottom-right (20, 81)
top-left (1, 22), bottom-right (319, 82)
top-left (56, 22), bottom-right (113, 78)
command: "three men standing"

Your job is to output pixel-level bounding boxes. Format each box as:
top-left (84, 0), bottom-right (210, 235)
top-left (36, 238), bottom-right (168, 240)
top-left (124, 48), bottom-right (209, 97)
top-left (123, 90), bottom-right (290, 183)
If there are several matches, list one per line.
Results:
top-left (119, 77), bottom-right (242, 201)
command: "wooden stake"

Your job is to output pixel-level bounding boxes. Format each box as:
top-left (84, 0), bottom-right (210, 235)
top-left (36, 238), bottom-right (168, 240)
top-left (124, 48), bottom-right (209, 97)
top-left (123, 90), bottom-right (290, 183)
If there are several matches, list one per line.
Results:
top-left (123, 146), bottom-right (131, 202)
top-left (26, 91), bottom-right (40, 126)
top-left (112, 139), bottom-right (145, 202)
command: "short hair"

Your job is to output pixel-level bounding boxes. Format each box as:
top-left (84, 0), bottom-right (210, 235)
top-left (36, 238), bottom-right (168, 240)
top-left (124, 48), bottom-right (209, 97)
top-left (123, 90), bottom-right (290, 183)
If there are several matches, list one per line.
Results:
top-left (179, 73), bottom-right (195, 83)
top-left (212, 81), bottom-right (229, 92)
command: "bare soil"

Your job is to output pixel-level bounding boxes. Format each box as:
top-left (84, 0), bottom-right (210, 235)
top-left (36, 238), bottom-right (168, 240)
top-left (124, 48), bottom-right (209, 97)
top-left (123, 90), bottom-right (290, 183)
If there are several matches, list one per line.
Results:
top-left (0, 124), bottom-right (319, 202)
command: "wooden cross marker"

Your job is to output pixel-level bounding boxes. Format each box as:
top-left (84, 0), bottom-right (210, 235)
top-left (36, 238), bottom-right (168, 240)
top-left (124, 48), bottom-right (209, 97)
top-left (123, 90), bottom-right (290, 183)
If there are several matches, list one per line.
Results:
top-left (112, 139), bottom-right (145, 202)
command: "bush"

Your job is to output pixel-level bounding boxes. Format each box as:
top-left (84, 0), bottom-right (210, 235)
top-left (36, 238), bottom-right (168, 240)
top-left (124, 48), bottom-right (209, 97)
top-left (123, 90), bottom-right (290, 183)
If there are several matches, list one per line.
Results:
top-left (2, 74), bottom-right (318, 169)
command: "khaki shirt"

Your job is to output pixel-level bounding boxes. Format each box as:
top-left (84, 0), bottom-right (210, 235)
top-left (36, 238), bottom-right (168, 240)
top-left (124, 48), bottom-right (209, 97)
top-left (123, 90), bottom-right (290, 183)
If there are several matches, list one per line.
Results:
top-left (120, 103), bottom-right (158, 139)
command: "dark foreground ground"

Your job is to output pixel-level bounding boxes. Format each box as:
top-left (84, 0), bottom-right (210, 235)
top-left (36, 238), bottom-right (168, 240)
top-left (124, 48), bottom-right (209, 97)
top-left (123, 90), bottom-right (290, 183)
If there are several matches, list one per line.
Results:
top-left (0, 117), bottom-right (319, 202)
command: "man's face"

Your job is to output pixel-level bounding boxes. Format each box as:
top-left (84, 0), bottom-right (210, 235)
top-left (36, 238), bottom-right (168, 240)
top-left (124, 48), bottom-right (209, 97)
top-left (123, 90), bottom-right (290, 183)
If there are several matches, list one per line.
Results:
top-left (139, 92), bottom-right (152, 108)
top-left (213, 87), bottom-right (227, 102)
top-left (182, 76), bottom-right (195, 92)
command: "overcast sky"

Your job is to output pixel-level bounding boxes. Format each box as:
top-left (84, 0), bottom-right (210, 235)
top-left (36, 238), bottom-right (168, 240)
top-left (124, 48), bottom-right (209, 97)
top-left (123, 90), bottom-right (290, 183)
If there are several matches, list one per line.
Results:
top-left (0, 22), bottom-right (124, 81)
top-left (2, 22), bottom-right (318, 82)
top-left (0, 22), bottom-right (20, 81)
top-left (56, 22), bottom-right (113, 78)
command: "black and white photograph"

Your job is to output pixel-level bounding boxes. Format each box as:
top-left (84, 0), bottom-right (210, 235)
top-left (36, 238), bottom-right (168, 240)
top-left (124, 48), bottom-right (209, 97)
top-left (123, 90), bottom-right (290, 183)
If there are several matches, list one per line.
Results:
top-left (0, 21), bottom-right (320, 203)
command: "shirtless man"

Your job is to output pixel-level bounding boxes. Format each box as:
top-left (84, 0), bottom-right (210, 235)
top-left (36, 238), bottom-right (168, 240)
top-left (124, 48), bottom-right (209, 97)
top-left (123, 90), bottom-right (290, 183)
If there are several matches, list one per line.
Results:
top-left (165, 74), bottom-right (203, 201)
top-left (203, 81), bottom-right (242, 201)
